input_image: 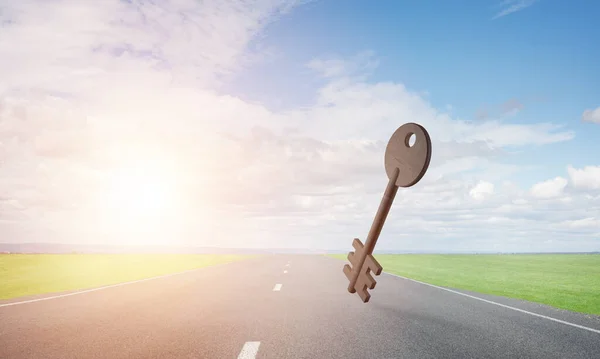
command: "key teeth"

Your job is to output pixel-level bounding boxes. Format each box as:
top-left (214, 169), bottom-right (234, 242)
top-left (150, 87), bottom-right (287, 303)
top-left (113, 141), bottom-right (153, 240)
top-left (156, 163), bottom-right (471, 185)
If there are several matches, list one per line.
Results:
top-left (348, 238), bottom-right (365, 267)
top-left (366, 273), bottom-right (377, 290)
top-left (366, 254), bottom-right (383, 276)
top-left (344, 237), bottom-right (384, 302)
top-left (360, 271), bottom-right (377, 291)
top-left (344, 237), bottom-right (364, 279)
top-left (358, 286), bottom-right (371, 303)
top-left (356, 253), bottom-right (384, 302)
top-left (343, 264), bottom-right (353, 281)
top-left (352, 238), bottom-right (364, 251)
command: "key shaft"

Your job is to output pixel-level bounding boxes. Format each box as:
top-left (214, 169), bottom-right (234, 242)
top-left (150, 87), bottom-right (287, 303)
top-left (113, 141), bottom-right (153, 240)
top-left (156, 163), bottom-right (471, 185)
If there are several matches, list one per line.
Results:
top-left (347, 167), bottom-right (400, 293)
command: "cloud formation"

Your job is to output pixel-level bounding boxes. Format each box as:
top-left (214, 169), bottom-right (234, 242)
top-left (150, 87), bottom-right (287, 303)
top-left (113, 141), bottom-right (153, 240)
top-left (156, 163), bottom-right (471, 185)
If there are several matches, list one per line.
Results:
top-left (493, 0), bottom-right (539, 19)
top-left (582, 107), bottom-right (600, 124)
top-left (530, 177), bottom-right (567, 199)
top-left (0, 0), bottom-right (597, 252)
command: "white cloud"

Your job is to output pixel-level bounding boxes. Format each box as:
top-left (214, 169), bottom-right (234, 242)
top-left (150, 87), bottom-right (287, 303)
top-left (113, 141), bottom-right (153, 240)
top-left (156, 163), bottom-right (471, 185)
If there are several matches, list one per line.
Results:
top-left (582, 107), bottom-right (600, 124)
top-left (469, 181), bottom-right (495, 201)
top-left (0, 0), bottom-right (306, 92)
top-left (306, 51), bottom-right (379, 79)
top-left (281, 70), bottom-right (575, 146)
top-left (493, 0), bottom-right (539, 19)
top-left (0, 1), bottom-right (596, 252)
top-left (557, 217), bottom-right (600, 230)
top-left (530, 177), bottom-right (568, 199)
top-left (568, 165), bottom-right (600, 190)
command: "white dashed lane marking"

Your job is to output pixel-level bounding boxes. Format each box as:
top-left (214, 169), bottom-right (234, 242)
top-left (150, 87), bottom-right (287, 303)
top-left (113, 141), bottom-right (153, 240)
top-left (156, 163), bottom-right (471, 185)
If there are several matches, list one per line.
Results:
top-left (237, 341), bottom-right (261, 359)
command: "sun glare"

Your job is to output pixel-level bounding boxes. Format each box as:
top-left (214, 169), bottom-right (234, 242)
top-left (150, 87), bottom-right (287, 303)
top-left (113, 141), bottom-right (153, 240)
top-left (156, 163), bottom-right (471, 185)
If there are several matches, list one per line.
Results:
top-left (106, 162), bottom-right (176, 221)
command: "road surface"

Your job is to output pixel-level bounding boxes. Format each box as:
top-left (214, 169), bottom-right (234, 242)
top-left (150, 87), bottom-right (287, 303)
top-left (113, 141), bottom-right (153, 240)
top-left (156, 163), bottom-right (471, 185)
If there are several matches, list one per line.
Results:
top-left (1, 255), bottom-right (599, 359)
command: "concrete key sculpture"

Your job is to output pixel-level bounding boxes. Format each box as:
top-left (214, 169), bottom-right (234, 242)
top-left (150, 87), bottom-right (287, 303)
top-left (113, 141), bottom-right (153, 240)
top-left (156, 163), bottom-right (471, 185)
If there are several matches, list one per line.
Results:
top-left (343, 123), bottom-right (432, 303)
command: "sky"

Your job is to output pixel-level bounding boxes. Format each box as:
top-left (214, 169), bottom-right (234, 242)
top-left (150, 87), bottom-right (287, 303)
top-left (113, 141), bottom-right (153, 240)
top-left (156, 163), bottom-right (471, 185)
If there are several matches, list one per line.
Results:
top-left (0, 0), bottom-right (599, 252)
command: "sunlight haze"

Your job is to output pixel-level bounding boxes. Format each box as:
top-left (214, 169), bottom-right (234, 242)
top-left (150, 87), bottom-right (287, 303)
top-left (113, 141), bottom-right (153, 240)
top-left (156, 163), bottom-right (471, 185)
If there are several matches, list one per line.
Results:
top-left (0, 0), bottom-right (599, 252)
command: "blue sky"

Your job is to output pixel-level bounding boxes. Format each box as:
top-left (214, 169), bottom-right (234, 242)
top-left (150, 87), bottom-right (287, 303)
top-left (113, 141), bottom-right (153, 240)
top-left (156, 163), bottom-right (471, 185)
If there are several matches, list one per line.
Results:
top-left (226, 0), bottom-right (600, 188)
top-left (0, 0), bottom-right (599, 252)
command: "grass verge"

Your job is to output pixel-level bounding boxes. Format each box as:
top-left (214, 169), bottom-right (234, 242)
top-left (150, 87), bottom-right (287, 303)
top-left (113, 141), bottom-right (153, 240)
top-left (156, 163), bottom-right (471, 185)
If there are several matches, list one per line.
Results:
top-left (0, 254), bottom-right (253, 300)
top-left (329, 253), bottom-right (600, 315)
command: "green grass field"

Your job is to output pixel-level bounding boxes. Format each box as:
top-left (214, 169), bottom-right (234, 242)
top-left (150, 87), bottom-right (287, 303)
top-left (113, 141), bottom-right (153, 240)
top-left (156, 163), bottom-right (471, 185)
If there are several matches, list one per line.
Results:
top-left (0, 254), bottom-right (253, 300)
top-left (330, 254), bottom-right (600, 315)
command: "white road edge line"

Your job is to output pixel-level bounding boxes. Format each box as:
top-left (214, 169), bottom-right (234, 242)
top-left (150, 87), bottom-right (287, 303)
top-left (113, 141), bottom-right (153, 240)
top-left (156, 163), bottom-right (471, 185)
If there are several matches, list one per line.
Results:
top-left (237, 341), bottom-right (261, 359)
top-left (0, 261), bottom-right (238, 308)
top-left (273, 283), bottom-right (283, 291)
top-left (384, 272), bottom-right (600, 335)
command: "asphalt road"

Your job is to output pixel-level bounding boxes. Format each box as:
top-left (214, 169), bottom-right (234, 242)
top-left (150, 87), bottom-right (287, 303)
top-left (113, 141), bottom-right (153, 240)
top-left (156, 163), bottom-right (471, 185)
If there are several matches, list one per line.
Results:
top-left (1, 255), bottom-right (599, 359)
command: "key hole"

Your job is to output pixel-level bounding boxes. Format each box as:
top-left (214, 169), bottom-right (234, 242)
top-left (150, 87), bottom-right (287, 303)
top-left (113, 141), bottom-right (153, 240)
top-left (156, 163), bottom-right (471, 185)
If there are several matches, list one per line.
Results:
top-left (405, 133), bottom-right (416, 148)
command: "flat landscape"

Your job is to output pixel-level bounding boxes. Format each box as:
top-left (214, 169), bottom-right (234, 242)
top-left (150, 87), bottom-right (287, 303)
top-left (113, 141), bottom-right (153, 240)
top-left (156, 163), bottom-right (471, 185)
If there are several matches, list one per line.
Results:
top-left (0, 254), bottom-right (252, 300)
top-left (330, 253), bottom-right (600, 315)
top-left (1, 254), bottom-right (599, 359)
